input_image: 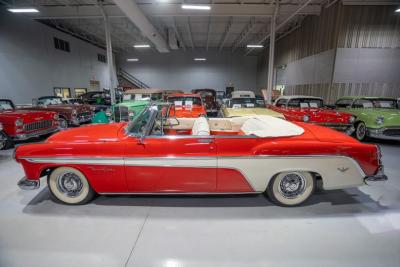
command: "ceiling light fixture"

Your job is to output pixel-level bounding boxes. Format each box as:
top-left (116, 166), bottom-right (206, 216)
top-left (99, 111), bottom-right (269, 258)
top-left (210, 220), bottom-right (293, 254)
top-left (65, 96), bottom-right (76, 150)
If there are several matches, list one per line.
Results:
top-left (127, 58), bottom-right (139, 62)
top-left (7, 8), bottom-right (39, 13)
top-left (181, 5), bottom-right (211, 10)
top-left (133, 44), bottom-right (150, 48)
top-left (395, 8), bottom-right (400, 13)
top-left (194, 58), bottom-right (206, 61)
top-left (246, 44), bottom-right (263, 48)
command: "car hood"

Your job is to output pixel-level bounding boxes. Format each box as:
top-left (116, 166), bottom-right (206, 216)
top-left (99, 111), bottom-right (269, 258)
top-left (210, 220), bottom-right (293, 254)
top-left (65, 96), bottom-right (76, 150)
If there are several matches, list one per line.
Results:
top-left (0, 109), bottom-right (56, 123)
top-left (47, 123), bottom-right (126, 143)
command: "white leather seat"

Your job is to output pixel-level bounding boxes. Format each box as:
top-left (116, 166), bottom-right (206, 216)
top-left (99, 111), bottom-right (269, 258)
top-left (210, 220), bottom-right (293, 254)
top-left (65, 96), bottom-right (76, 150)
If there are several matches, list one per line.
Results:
top-left (192, 117), bottom-right (210, 136)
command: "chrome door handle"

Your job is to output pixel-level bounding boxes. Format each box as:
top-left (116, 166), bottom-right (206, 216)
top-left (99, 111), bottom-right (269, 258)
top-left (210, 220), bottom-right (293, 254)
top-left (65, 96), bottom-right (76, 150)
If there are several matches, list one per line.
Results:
top-left (197, 139), bottom-right (213, 144)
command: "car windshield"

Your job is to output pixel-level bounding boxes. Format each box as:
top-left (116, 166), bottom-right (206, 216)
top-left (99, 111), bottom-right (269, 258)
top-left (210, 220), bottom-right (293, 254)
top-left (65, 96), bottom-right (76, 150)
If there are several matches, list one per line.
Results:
top-left (0, 100), bottom-right (15, 110)
top-left (288, 98), bottom-right (323, 108)
top-left (196, 91), bottom-right (214, 99)
top-left (127, 104), bottom-right (170, 136)
top-left (124, 93), bottom-right (163, 101)
top-left (39, 97), bottom-right (63, 105)
top-left (168, 96), bottom-right (202, 106)
top-left (229, 98), bottom-right (256, 108)
top-left (371, 99), bottom-right (397, 109)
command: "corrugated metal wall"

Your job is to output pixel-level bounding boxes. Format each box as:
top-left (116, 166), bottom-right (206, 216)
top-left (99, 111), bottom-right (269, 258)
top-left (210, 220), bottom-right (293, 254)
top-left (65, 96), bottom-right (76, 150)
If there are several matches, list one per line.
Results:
top-left (274, 2), bottom-right (400, 103)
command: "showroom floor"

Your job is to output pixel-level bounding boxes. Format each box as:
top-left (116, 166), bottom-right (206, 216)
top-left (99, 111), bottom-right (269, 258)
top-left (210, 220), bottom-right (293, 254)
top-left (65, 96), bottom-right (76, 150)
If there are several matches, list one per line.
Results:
top-left (0, 141), bottom-right (399, 267)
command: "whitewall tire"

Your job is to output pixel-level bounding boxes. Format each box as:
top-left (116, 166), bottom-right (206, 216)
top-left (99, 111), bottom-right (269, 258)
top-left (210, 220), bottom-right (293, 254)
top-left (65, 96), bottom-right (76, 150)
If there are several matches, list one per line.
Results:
top-left (355, 122), bottom-right (367, 141)
top-left (48, 167), bottom-right (95, 205)
top-left (266, 171), bottom-right (315, 207)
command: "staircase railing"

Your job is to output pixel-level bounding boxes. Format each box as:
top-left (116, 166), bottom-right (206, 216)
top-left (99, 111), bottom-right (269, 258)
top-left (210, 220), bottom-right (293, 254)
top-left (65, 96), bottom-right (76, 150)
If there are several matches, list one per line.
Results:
top-left (117, 68), bottom-right (150, 89)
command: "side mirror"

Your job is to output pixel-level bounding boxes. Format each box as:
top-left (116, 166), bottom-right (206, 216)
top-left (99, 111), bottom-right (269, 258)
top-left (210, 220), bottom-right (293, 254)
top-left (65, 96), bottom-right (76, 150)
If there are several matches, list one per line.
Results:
top-left (32, 99), bottom-right (38, 106)
top-left (137, 133), bottom-right (145, 145)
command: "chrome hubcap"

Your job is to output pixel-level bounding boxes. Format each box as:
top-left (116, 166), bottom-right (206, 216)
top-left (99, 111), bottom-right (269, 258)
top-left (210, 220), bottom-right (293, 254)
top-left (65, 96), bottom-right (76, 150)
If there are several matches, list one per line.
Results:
top-left (278, 173), bottom-right (306, 199)
top-left (0, 132), bottom-right (7, 149)
top-left (59, 119), bottom-right (68, 129)
top-left (56, 172), bottom-right (83, 198)
top-left (357, 124), bottom-right (366, 139)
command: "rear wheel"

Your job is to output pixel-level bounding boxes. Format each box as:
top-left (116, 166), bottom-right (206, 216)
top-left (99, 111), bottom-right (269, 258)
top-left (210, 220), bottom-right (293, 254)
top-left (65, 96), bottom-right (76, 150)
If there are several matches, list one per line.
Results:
top-left (58, 117), bottom-right (68, 129)
top-left (47, 167), bottom-right (95, 205)
top-left (266, 171), bottom-right (315, 207)
top-left (355, 122), bottom-right (367, 141)
top-left (0, 131), bottom-right (13, 150)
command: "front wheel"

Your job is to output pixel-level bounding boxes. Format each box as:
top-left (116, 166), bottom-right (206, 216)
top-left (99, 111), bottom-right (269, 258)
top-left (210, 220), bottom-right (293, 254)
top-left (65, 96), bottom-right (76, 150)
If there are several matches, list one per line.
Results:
top-left (355, 122), bottom-right (367, 141)
top-left (266, 171), bottom-right (315, 207)
top-left (0, 131), bottom-right (13, 150)
top-left (48, 167), bottom-right (95, 205)
top-left (58, 117), bottom-right (68, 129)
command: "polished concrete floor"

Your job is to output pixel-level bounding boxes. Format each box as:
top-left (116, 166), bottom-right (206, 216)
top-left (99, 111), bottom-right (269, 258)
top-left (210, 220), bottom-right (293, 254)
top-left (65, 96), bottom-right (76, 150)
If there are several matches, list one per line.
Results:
top-left (0, 141), bottom-right (400, 267)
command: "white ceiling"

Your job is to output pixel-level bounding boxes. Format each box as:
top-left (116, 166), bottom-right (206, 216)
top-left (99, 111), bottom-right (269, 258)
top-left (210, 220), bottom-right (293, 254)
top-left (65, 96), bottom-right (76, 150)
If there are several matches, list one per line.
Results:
top-left (2, 0), bottom-right (398, 55)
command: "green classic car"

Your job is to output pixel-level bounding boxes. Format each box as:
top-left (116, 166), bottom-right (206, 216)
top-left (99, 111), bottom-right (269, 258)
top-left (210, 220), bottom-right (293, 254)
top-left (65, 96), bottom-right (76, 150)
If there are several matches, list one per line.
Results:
top-left (335, 96), bottom-right (400, 141)
top-left (92, 100), bottom-right (150, 124)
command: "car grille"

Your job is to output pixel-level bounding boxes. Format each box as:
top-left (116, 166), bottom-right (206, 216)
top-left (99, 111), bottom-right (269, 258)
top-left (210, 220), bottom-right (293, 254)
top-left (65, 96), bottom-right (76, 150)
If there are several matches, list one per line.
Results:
top-left (383, 128), bottom-right (400, 136)
top-left (78, 112), bottom-right (91, 118)
top-left (23, 120), bottom-right (52, 132)
top-left (113, 106), bottom-right (129, 122)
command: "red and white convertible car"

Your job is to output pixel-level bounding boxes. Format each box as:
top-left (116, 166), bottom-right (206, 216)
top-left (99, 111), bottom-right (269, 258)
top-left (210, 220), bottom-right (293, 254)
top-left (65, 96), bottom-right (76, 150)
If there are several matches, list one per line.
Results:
top-left (15, 105), bottom-right (387, 206)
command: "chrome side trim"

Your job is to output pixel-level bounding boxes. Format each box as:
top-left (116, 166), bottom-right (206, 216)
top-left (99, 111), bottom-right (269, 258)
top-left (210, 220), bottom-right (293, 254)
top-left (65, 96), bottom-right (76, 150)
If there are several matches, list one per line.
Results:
top-left (98, 191), bottom-right (262, 195)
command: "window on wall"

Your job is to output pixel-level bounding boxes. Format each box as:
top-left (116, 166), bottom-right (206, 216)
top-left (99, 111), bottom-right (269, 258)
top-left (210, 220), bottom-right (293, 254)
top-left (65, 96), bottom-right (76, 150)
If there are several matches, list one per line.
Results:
top-left (54, 87), bottom-right (71, 98)
top-left (74, 88), bottom-right (87, 97)
top-left (97, 53), bottom-right (107, 63)
top-left (54, 37), bottom-right (70, 52)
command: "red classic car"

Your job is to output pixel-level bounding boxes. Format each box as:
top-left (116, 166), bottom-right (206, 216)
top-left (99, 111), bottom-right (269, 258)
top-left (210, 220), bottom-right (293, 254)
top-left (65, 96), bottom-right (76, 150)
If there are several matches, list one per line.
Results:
top-left (0, 99), bottom-right (59, 150)
top-left (167, 93), bottom-right (207, 118)
top-left (15, 104), bottom-right (387, 206)
top-left (19, 96), bottom-right (94, 128)
top-left (192, 89), bottom-right (219, 116)
top-left (270, 96), bottom-right (356, 134)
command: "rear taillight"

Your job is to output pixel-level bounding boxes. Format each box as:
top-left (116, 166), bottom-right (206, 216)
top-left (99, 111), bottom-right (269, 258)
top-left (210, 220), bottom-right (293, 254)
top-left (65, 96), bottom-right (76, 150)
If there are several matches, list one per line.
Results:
top-left (376, 145), bottom-right (382, 165)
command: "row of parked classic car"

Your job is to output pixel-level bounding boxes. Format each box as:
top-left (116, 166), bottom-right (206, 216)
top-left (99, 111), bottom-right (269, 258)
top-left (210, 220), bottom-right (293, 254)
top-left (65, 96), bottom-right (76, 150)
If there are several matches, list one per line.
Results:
top-left (2, 90), bottom-right (400, 151)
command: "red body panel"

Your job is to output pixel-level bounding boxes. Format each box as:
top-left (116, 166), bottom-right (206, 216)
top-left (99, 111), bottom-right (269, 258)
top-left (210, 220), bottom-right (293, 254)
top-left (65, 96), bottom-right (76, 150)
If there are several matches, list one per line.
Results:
top-left (168, 94), bottom-right (207, 118)
top-left (15, 121), bottom-right (380, 193)
top-left (269, 105), bottom-right (353, 124)
top-left (0, 101), bottom-right (58, 138)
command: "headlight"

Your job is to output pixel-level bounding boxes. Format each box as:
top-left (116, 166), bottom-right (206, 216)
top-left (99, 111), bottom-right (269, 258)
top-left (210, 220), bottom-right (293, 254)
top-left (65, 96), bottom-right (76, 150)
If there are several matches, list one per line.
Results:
top-left (128, 110), bottom-right (135, 117)
top-left (303, 115), bottom-right (310, 122)
top-left (15, 118), bottom-right (23, 126)
top-left (72, 110), bottom-right (77, 116)
top-left (349, 116), bottom-right (355, 123)
top-left (376, 116), bottom-right (384, 125)
top-left (53, 113), bottom-right (59, 120)
top-left (105, 108), bottom-right (112, 117)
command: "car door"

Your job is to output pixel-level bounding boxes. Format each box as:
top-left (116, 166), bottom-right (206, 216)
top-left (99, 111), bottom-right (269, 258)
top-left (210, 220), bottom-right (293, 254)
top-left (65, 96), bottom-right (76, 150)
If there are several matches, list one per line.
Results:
top-left (124, 135), bottom-right (217, 193)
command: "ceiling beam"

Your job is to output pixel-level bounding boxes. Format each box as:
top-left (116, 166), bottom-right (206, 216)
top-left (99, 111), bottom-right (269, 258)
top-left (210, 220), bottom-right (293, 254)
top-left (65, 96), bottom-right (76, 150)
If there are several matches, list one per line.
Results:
top-left (112, 0), bottom-right (169, 53)
top-left (245, 0), bottom-right (314, 55)
top-left (26, 4), bottom-right (321, 19)
top-left (219, 16), bottom-right (234, 51)
top-left (342, 0), bottom-right (400, 5)
top-left (187, 17), bottom-right (195, 50)
top-left (231, 17), bottom-right (256, 52)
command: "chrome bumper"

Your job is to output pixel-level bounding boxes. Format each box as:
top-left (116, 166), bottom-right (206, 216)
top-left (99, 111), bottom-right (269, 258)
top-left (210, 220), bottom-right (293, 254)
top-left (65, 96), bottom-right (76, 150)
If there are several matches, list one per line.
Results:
top-left (12, 127), bottom-right (59, 141)
top-left (18, 177), bottom-right (40, 190)
top-left (364, 166), bottom-right (388, 186)
top-left (368, 128), bottom-right (400, 141)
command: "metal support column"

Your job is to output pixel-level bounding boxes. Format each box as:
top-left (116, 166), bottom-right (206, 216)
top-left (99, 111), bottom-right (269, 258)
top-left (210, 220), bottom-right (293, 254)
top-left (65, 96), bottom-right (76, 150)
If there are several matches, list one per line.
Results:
top-left (99, 0), bottom-right (116, 105)
top-left (266, 4), bottom-right (279, 105)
